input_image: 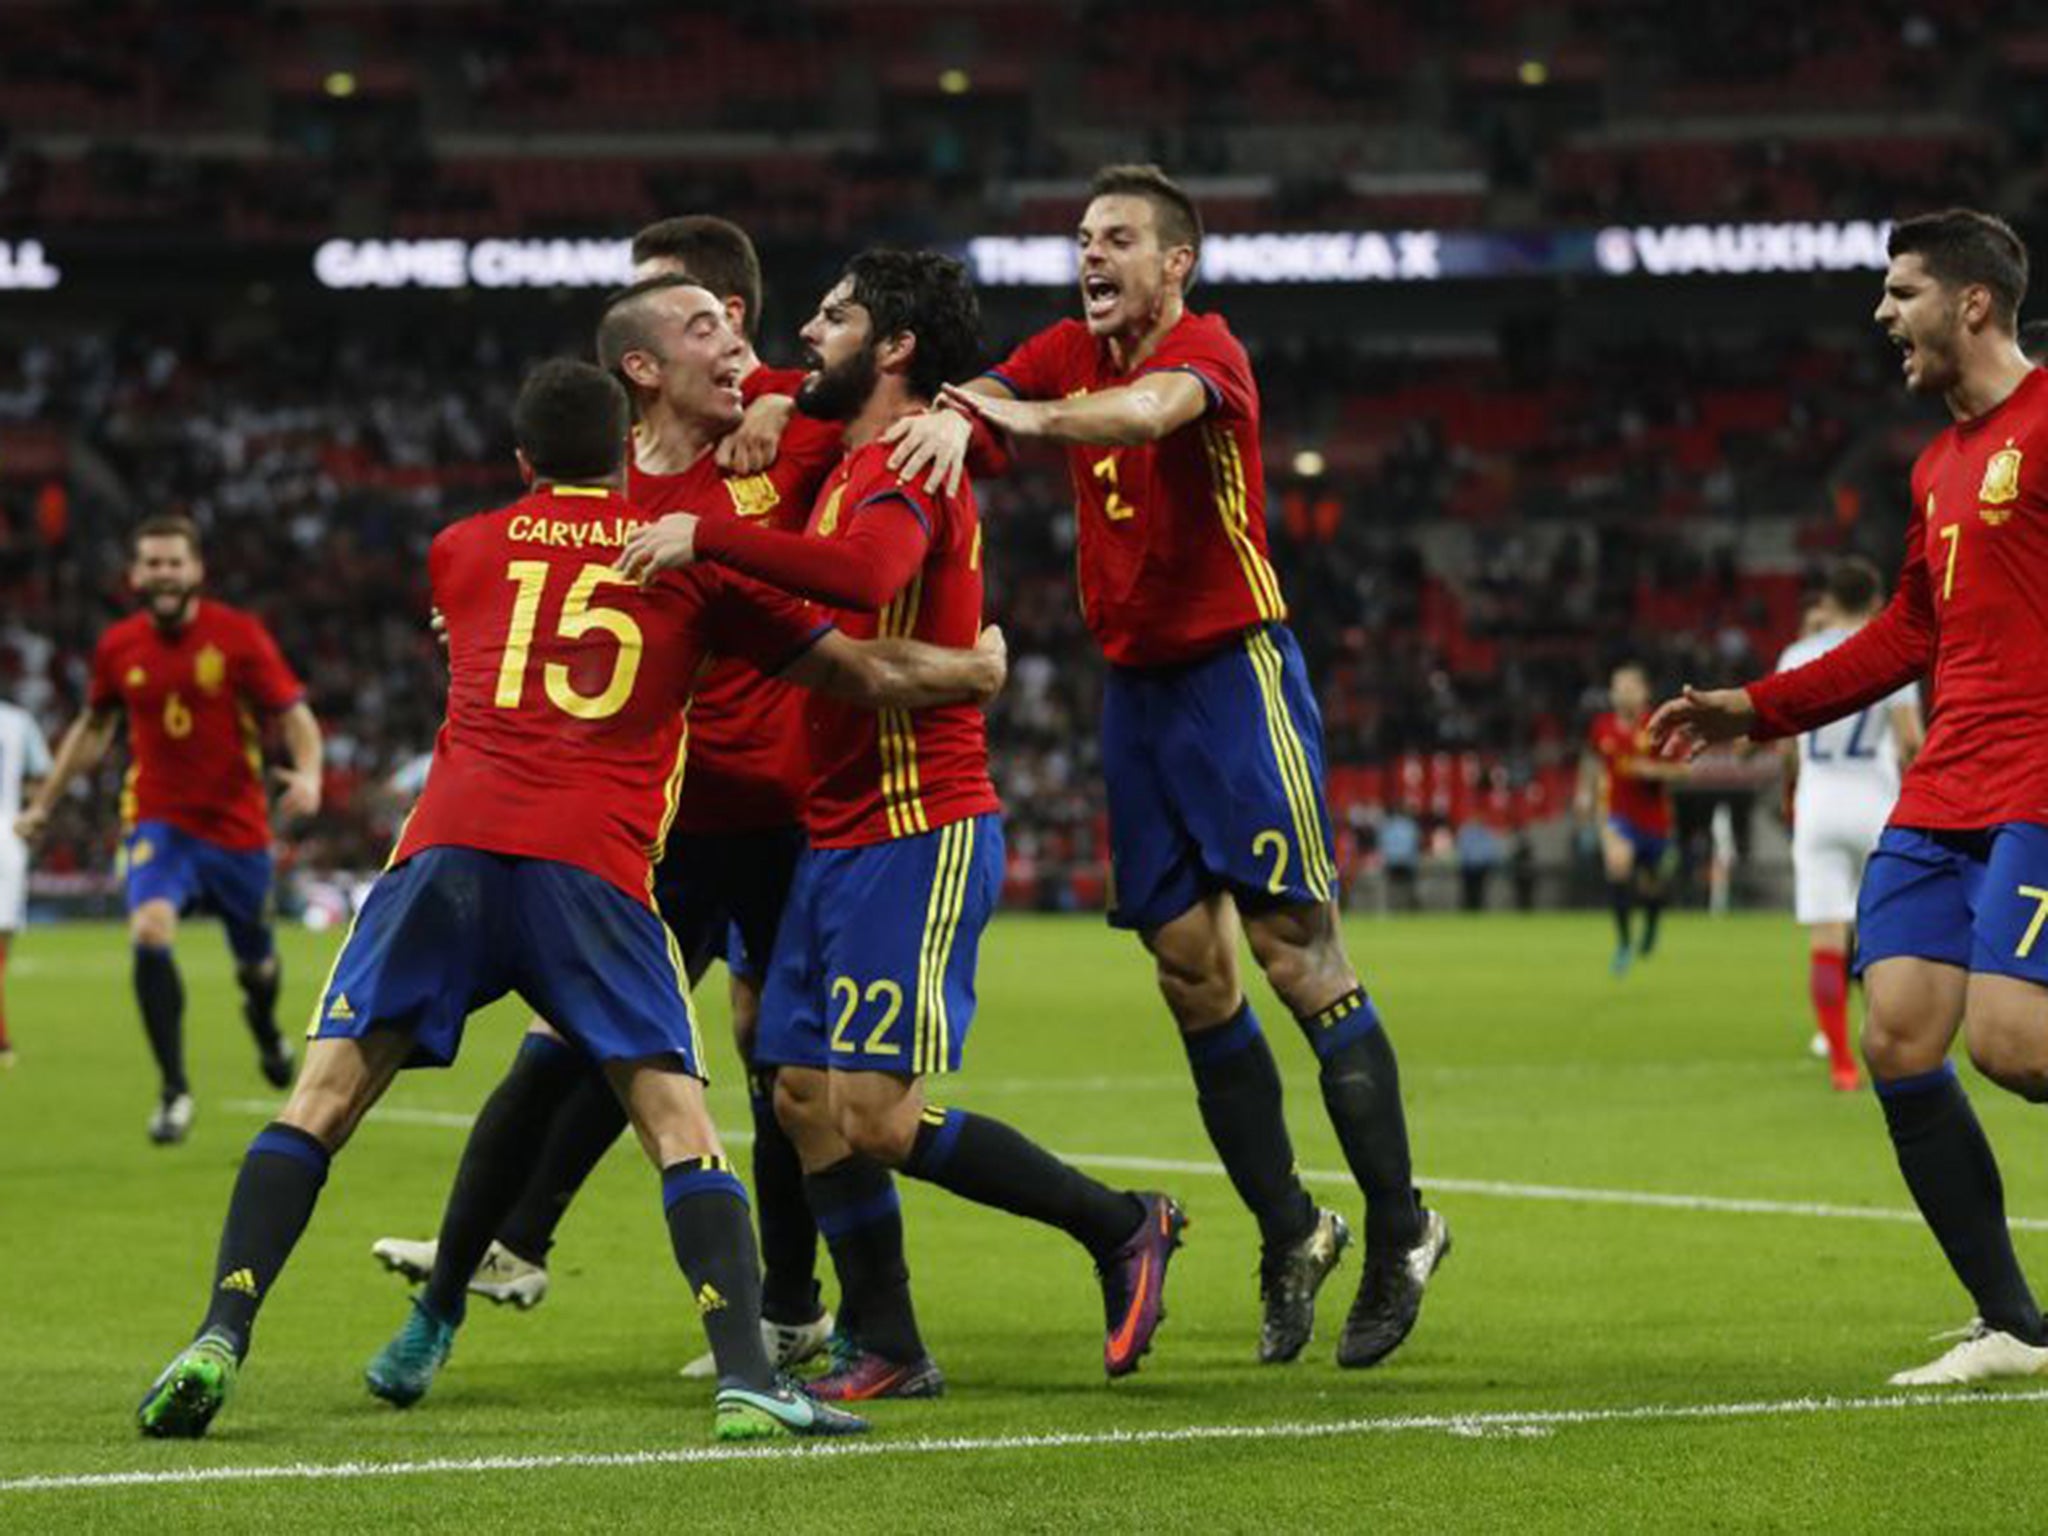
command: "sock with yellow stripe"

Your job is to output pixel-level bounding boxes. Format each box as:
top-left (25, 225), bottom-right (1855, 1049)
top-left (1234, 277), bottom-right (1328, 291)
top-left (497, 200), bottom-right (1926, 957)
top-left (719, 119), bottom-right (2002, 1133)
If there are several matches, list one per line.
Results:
top-left (1299, 989), bottom-right (1424, 1255)
top-left (1182, 1001), bottom-right (1317, 1251)
top-left (662, 1157), bottom-right (774, 1391)
top-left (905, 1105), bottom-right (1144, 1260)
top-left (198, 1121), bottom-right (331, 1358)
top-left (806, 1155), bottom-right (925, 1363)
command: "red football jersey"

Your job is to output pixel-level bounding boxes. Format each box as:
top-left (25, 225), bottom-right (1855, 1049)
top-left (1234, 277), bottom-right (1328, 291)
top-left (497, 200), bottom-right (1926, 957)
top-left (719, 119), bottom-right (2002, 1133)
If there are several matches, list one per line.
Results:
top-left (1589, 712), bottom-right (1672, 837)
top-left (798, 440), bottom-right (1000, 847)
top-left (395, 485), bottom-right (827, 905)
top-left (88, 600), bottom-right (304, 851)
top-left (987, 310), bottom-right (1286, 667)
top-left (1750, 367), bottom-right (2048, 828)
top-left (628, 416), bottom-right (835, 835)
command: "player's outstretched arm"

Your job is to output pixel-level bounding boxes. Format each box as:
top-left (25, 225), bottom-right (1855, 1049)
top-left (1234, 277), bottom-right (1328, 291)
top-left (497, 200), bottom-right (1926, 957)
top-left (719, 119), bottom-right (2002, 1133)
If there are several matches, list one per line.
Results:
top-left (271, 701), bottom-right (323, 821)
top-left (939, 370), bottom-right (1206, 449)
top-left (1645, 685), bottom-right (1757, 760)
top-left (883, 377), bottom-right (1015, 496)
top-left (13, 705), bottom-right (118, 843)
top-left (786, 625), bottom-right (1006, 712)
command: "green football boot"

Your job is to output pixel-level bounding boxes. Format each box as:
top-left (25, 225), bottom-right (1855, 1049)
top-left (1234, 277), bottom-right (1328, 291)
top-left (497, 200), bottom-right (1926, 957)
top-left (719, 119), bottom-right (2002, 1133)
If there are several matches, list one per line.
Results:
top-left (365, 1298), bottom-right (457, 1408)
top-left (137, 1330), bottom-right (239, 1439)
top-left (713, 1379), bottom-right (870, 1441)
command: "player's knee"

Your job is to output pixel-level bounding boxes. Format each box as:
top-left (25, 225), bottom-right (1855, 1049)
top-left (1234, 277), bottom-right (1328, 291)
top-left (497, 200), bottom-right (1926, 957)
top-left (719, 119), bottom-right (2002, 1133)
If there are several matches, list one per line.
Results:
top-left (1147, 930), bottom-right (1237, 1029)
top-left (773, 1069), bottom-right (829, 1139)
top-left (1860, 1012), bottom-right (1944, 1080)
top-left (834, 1098), bottom-right (916, 1166)
top-left (1246, 912), bottom-right (1349, 1013)
top-left (1965, 1013), bottom-right (2048, 1102)
top-left (130, 902), bottom-right (177, 949)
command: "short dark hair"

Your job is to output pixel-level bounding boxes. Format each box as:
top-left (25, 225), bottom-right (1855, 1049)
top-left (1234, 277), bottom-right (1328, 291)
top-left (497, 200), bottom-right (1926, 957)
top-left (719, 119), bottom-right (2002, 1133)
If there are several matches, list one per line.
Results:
top-left (1888, 209), bottom-right (2029, 333)
top-left (594, 273), bottom-right (713, 385)
top-left (1824, 555), bottom-right (1884, 616)
top-left (513, 359), bottom-right (628, 482)
top-left (2021, 318), bottom-right (2048, 365)
top-left (631, 216), bottom-right (763, 340)
top-left (132, 514), bottom-right (200, 556)
top-left (843, 248), bottom-right (983, 401)
top-left (1088, 163), bottom-right (1203, 267)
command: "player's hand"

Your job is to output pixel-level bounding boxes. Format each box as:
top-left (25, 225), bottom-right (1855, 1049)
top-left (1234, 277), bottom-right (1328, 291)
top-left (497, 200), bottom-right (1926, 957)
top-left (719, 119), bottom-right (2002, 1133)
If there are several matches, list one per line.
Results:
top-left (970, 623), bottom-right (1008, 704)
top-left (12, 805), bottom-right (49, 845)
top-left (429, 607), bottom-right (448, 654)
top-left (938, 382), bottom-right (1046, 440)
top-left (716, 395), bottom-right (794, 475)
top-left (272, 767), bottom-right (322, 821)
top-left (882, 408), bottom-right (974, 497)
top-left (618, 513), bottom-right (700, 584)
top-left (1646, 685), bottom-right (1756, 759)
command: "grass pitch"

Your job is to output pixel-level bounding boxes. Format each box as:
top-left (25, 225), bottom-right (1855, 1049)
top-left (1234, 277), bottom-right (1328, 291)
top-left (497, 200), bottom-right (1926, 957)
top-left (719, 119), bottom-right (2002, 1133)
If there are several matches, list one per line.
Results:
top-left (4, 912), bottom-right (2046, 1531)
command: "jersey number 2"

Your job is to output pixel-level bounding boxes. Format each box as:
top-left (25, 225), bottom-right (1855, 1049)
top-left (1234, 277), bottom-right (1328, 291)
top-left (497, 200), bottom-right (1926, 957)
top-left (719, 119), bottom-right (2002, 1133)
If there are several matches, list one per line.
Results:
top-left (494, 561), bottom-right (644, 720)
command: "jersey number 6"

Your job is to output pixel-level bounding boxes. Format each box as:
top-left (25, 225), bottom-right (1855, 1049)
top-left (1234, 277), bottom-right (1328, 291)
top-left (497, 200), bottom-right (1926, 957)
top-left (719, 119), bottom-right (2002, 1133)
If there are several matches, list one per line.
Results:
top-left (495, 560), bottom-right (645, 721)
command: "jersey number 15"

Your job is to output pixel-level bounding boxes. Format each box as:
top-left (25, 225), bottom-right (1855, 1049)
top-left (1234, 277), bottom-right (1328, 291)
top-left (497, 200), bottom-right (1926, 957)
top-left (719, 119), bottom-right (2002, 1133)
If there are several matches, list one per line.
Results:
top-left (494, 560), bottom-right (644, 721)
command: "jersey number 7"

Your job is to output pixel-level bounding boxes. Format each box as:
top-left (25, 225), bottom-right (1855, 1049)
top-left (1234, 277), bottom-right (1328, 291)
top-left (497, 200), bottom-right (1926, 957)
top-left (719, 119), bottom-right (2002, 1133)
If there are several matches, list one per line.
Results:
top-left (494, 560), bottom-right (644, 721)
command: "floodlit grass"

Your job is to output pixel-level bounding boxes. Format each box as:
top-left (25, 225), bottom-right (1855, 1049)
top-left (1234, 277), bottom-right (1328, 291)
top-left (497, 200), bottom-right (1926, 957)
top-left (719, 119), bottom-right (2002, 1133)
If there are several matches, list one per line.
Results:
top-left (4, 912), bottom-right (2044, 1530)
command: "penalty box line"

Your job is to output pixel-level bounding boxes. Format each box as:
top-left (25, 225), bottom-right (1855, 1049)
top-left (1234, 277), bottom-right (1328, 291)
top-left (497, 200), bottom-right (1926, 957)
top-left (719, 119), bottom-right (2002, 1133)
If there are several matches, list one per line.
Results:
top-left (222, 1099), bottom-right (2048, 1234)
top-left (8, 1387), bottom-right (2048, 1495)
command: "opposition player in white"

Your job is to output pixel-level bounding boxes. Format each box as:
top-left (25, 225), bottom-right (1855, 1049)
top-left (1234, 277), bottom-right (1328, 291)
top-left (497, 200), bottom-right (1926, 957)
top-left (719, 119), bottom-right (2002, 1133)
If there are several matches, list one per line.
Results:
top-left (0, 688), bottom-right (53, 1066)
top-left (1776, 557), bottom-right (1923, 1092)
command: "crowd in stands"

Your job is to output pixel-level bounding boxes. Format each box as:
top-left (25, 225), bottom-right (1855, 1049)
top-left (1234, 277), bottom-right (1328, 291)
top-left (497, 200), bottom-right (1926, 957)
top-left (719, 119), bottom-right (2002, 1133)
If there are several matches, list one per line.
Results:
top-left (3, 0), bottom-right (2046, 239)
top-left (0, 302), bottom-right (1926, 908)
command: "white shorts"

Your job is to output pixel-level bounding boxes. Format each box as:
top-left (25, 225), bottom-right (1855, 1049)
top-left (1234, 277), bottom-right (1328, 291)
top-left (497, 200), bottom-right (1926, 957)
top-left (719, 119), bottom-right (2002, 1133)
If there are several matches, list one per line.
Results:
top-left (0, 832), bottom-right (23, 932)
top-left (1792, 798), bottom-right (1889, 925)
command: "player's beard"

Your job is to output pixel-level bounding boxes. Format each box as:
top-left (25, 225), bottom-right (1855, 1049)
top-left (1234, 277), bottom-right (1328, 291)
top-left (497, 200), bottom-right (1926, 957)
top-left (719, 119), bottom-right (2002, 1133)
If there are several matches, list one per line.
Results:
top-left (796, 343), bottom-right (878, 422)
top-left (145, 583), bottom-right (199, 627)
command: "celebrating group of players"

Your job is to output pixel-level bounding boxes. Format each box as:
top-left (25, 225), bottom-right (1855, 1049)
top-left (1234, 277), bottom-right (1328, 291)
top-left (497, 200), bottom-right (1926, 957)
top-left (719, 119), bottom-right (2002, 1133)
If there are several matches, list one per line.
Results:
top-left (38, 165), bottom-right (1444, 1442)
top-left (12, 176), bottom-right (2048, 1438)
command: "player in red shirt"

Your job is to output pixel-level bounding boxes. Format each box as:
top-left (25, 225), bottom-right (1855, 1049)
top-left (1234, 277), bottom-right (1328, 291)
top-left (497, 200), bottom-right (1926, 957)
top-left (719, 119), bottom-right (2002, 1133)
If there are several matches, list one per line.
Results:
top-left (371, 222), bottom-right (846, 1378)
top-left (1576, 662), bottom-right (1686, 976)
top-left (622, 249), bottom-right (1186, 1395)
top-left (1651, 210), bottom-right (2048, 1386)
top-left (879, 165), bottom-right (1446, 1369)
top-left (137, 359), bottom-right (1003, 1442)
top-left (16, 516), bottom-right (322, 1144)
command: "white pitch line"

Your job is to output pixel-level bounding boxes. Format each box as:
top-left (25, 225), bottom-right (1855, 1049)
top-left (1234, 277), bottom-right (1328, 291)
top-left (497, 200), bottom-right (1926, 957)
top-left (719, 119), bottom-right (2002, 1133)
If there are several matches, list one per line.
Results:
top-left (8, 1387), bottom-right (2048, 1495)
top-left (227, 1098), bottom-right (2048, 1236)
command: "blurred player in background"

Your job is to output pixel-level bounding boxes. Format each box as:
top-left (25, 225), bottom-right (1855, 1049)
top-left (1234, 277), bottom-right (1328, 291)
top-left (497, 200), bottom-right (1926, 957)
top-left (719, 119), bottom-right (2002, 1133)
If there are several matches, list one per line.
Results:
top-left (373, 220), bottom-right (842, 1381)
top-left (625, 248), bottom-right (1185, 1397)
top-left (1653, 209), bottom-right (2048, 1385)
top-left (1579, 662), bottom-right (1686, 976)
top-left (0, 676), bottom-right (51, 1067)
top-left (15, 517), bottom-right (321, 1142)
top-left (882, 164), bottom-right (1445, 1370)
top-left (2021, 318), bottom-right (2047, 364)
top-left (1777, 558), bottom-right (1923, 1091)
top-left (139, 359), bottom-right (1003, 1442)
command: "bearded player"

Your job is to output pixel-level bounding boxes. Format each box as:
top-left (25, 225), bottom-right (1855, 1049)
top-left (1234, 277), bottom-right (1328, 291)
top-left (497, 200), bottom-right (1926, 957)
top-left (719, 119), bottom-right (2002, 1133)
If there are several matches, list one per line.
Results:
top-left (137, 358), bottom-right (1004, 1440)
top-left (17, 517), bottom-right (321, 1142)
top-left (877, 165), bottom-right (1445, 1369)
top-left (622, 248), bottom-right (1185, 1396)
top-left (1652, 209), bottom-right (2048, 1385)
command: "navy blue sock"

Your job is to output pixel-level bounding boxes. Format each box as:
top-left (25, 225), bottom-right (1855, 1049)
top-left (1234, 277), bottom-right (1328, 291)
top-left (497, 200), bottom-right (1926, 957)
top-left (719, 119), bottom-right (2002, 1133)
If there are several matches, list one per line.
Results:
top-left (663, 1156), bottom-right (774, 1390)
top-left (806, 1155), bottom-right (924, 1363)
top-left (1300, 989), bottom-right (1423, 1255)
top-left (496, 1058), bottom-right (628, 1265)
top-left (905, 1104), bottom-right (1143, 1260)
top-left (1607, 882), bottom-right (1633, 950)
top-left (1181, 1001), bottom-right (1316, 1250)
top-left (426, 1031), bottom-right (589, 1325)
top-left (1877, 1064), bottom-right (2042, 1341)
top-left (199, 1122), bottom-right (331, 1356)
top-left (749, 1073), bottom-right (822, 1325)
top-left (235, 956), bottom-right (283, 1053)
top-left (133, 944), bottom-right (187, 1096)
